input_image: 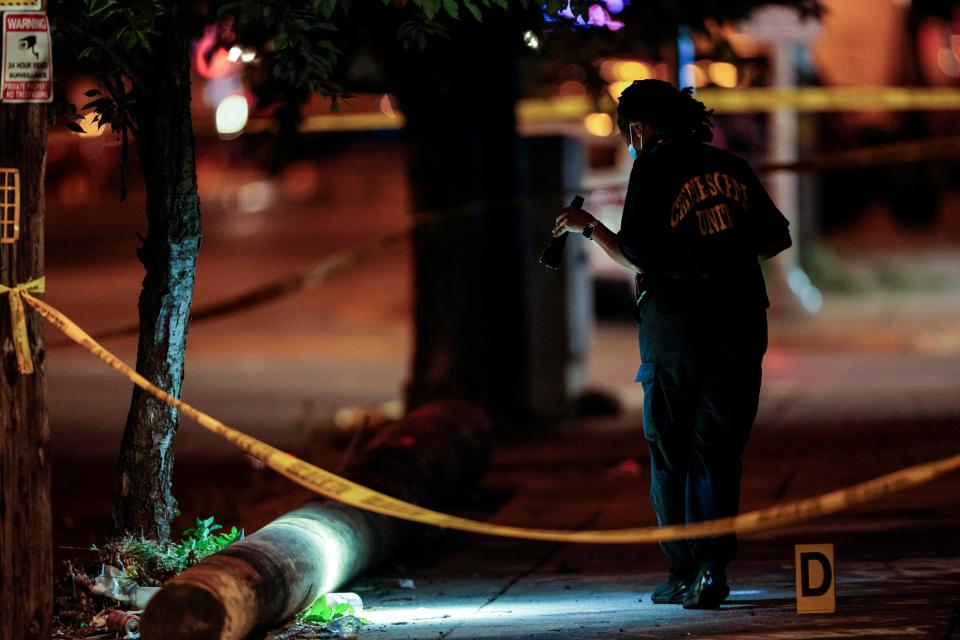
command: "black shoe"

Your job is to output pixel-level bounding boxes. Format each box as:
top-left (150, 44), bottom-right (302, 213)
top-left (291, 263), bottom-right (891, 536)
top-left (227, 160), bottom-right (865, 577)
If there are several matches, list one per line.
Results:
top-left (682, 565), bottom-right (730, 609)
top-left (651, 570), bottom-right (694, 604)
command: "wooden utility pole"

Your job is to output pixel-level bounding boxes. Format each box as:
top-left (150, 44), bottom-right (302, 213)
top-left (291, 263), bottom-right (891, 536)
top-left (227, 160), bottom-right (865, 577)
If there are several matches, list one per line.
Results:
top-left (0, 81), bottom-right (52, 640)
top-left (142, 402), bottom-right (492, 639)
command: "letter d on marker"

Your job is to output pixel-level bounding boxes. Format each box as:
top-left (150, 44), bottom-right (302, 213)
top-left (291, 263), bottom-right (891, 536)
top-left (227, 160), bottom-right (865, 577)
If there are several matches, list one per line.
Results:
top-left (795, 544), bottom-right (835, 613)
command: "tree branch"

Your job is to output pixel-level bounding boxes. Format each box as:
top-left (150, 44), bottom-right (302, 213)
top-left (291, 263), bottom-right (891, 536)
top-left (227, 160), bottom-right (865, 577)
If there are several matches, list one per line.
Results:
top-left (58, 22), bottom-right (152, 98)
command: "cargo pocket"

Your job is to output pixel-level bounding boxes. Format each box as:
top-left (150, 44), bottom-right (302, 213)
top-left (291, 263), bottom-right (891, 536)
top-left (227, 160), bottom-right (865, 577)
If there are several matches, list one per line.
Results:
top-left (632, 288), bottom-right (649, 325)
top-left (634, 360), bottom-right (659, 442)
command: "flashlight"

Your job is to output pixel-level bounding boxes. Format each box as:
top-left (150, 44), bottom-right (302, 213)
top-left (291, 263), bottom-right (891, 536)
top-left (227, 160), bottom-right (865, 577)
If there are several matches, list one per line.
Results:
top-left (538, 195), bottom-right (584, 270)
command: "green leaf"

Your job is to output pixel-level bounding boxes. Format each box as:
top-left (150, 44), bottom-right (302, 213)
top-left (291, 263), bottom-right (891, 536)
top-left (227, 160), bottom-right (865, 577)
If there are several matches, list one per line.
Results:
top-left (298, 593), bottom-right (357, 625)
top-left (316, 0), bottom-right (337, 19)
top-left (441, 0), bottom-right (458, 19)
top-left (418, 0), bottom-right (441, 20)
top-left (300, 595), bottom-right (336, 623)
top-left (87, 0), bottom-right (120, 20)
top-left (463, 0), bottom-right (482, 20)
top-left (81, 97), bottom-right (112, 110)
top-left (65, 121), bottom-right (85, 133)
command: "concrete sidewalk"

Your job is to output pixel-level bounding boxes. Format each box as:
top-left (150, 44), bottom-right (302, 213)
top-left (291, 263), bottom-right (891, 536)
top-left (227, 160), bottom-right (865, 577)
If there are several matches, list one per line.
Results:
top-left (270, 414), bottom-right (959, 639)
top-left (264, 251), bottom-right (960, 637)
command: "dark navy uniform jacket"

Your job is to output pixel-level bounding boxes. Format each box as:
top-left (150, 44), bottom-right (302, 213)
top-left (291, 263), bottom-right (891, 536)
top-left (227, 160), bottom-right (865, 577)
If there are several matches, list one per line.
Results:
top-left (618, 138), bottom-right (790, 309)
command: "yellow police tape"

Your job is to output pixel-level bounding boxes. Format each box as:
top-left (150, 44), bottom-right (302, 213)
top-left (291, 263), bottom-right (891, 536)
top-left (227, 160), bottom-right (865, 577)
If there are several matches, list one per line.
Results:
top-left (1, 276), bottom-right (45, 374)
top-left (17, 289), bottom-right (960, 543)
top-left (47, 130), bottom-right (960, 352)
top-left (243, 89), bottom-right (960, 136)
top-left (696, 87), bottom-right (960, 113)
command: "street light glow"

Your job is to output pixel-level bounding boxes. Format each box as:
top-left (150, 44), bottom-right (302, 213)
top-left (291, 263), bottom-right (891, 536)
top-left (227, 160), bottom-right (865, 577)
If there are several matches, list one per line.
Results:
top-left (683, 63), bottom-right (707, 88)
top-left (606, 80), bottom-right (632, 101)
top-left (584, 112), bottom-right (614, 137)
top-left (708, 62), bottom-right (739, 88)
top-left (215, 94), bottom-right (249, 137)
top-left (72, 112), bottom-right (106, 138)
top-left (611, 60), bottom-right (651, 81)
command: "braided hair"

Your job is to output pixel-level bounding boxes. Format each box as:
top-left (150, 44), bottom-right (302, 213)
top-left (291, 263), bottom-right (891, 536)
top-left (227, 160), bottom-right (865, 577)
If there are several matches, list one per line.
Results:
top-left (616, 79), bottom-right (714, 143)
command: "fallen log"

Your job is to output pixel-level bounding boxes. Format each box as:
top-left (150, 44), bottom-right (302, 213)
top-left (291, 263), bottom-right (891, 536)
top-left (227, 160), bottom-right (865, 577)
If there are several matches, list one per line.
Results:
top-left (141, 401), bottom-right (492, 639)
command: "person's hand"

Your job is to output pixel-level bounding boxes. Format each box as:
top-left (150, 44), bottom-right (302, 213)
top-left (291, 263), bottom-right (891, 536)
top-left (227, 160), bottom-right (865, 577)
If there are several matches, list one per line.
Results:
top-left (553, 207), bottom-right (595, 237)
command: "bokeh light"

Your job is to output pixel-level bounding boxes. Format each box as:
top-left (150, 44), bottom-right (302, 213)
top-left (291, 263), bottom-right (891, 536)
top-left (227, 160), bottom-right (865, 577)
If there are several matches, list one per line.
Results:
top-left (708, 62), bottom-right (739, 88)
top-left (523, 30), bottom-right (540, 50)
top-left (606, 80), bottom-right (632, 101)
top-left (215, 94), bottom-right (249, 137)
top-left (937, 47), bottom-right (960, 78)
top-left (683, 63), bottom-right (707, 88)
top-left (557, 80), bottom-right (587, 96)
top-left (72, 112), bottom-right (106, 138)
top-left (194, 27), bottom-right (233, 78)
top-left (611, 60), bottom-right (651, 81)
top-left (584, 112), bottom-right (614, 137)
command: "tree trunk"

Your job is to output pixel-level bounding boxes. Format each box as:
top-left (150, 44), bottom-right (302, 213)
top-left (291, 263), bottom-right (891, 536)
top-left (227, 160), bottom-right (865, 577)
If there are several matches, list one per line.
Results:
top-left (113, 5), bottom-right (201, 541)
top-left (0, 102), bottom-right (51, 636)
top-left (391, 15), bottom-right (529, 418)
top-left (141, 401), bottom-right (492, 639)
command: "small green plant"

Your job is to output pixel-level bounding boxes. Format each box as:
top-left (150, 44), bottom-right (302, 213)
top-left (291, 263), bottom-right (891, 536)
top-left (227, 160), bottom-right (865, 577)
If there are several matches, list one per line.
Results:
top-left (299, 594), bottom-right (354, 624)
top-left (175, 516), bottom-right (244, 566)
top-left (298, 594), bottom-right (370, 625)
top-left (99, 516), bottom-right (243, 583)
top-left (164, 516), bottom-right (243, 573)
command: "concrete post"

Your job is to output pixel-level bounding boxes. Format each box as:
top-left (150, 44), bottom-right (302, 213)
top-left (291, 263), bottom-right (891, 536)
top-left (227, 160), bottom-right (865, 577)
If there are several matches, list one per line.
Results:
top-left (523, 136), bottom-right (590, 417)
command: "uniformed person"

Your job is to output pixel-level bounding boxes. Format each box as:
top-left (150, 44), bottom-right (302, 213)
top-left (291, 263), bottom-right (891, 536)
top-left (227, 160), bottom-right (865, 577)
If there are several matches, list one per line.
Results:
top-left (553, 79), bottom-right (791, 609)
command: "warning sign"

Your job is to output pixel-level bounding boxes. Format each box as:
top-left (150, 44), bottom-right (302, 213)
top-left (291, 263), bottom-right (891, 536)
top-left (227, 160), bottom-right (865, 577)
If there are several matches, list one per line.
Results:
top-left (1, 12), bottom-right (52, 103)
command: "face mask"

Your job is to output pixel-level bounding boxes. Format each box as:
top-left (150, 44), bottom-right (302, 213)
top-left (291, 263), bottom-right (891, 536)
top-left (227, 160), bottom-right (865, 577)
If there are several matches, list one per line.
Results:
top-left (627, 125), bottom-right (643, 160)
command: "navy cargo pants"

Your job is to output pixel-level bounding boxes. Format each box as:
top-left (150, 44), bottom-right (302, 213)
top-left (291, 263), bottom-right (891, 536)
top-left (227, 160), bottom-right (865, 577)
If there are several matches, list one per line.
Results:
top-left (635, 287), bottom-right (767, 574)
